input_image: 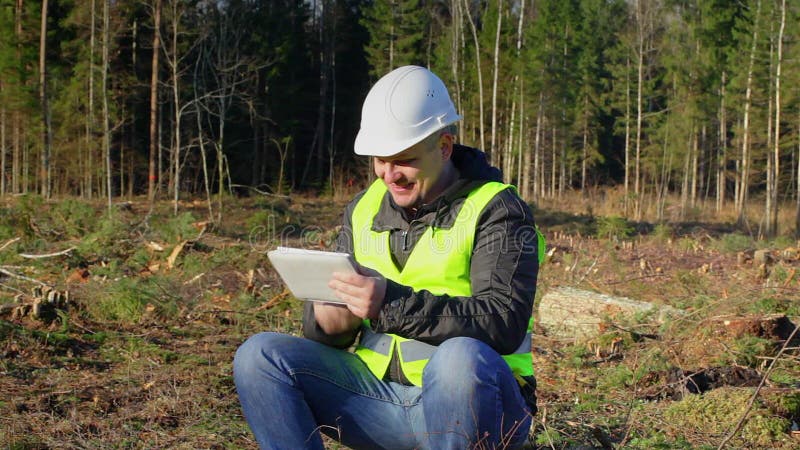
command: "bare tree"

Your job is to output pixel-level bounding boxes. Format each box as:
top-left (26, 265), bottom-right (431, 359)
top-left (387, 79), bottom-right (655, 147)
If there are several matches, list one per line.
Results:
top-left (38, 0), bottom-right (51, 198)
top-left (463, 0), bottom-right (485, 152)
top-left (735, 0), bottom-right (761, 223)
top-left (716, 70), bottom-right (727, 213)
top-left (162, 0), bottom-right (201, 215)
top-left (86, 0), bottom-right (96, 199)
top-left (633, 0), bottom-right (647, 219)
top-left (148, 0), bottom-right (162, 205)
top-left (102, 0), bottom-right (111, 211)
top-left (766, 0), bottom-right (785, 236)
top-left (196, 4), bottom-right (263, 223)
top-left (490, 0), bottom-right (502, 166)
top-left (12, 0), bottom-right (22, 194)
top-left (1, 84), bottom-right (5, 197)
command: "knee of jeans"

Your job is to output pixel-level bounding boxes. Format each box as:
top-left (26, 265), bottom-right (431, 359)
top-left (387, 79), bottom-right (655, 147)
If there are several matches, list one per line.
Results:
top-left (233, 332), bottom-right (282, 380)
top-left (425, 337), bottom-right (496, 379)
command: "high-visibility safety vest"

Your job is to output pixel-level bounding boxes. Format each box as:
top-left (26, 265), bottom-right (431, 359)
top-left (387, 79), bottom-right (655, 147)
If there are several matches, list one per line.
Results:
top-left (351, 179), bottom-right (545, 386)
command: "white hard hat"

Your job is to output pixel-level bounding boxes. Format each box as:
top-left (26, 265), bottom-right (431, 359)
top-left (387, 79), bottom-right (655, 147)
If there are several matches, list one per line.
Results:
top-left (354, 65), bottom-right (461, 157)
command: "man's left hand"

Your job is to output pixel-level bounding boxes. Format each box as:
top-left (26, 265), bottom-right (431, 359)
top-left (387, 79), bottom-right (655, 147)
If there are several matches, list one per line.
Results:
top-left (329, 264), bottom-right (387, 320)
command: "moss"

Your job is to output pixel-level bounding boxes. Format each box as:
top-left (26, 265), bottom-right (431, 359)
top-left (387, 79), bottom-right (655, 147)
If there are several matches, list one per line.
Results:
top-left (663, 388), bottom-right (790, 448)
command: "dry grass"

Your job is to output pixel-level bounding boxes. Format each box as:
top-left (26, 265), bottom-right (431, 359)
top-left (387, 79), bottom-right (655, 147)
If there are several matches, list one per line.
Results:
top-left (1, 192), bottom-right (799, 449)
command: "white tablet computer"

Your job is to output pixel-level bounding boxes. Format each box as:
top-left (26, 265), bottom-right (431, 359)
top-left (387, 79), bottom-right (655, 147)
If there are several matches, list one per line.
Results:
top-left (267, 247), bottom-right (357, 303)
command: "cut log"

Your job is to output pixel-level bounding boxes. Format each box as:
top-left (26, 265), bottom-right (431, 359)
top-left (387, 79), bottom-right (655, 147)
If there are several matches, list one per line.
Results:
top-left (536, 286), bottom-right (684, 340)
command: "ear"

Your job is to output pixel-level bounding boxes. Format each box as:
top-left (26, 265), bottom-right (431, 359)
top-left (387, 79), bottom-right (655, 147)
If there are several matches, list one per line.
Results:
top-left (439, 132), bottom-right (454, 161)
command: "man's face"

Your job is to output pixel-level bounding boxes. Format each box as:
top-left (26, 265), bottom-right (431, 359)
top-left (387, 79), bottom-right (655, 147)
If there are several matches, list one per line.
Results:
top-left (373, 134), bottom-right (451, 210)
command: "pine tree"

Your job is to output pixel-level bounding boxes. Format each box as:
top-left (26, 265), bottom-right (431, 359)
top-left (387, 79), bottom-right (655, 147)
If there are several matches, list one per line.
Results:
top-left (361, 0), bottom-right (428, 79)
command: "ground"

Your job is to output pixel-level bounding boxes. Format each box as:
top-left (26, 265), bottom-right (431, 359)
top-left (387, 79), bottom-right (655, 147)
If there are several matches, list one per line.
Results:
top-left (0, 193), bottom-right (798, 449)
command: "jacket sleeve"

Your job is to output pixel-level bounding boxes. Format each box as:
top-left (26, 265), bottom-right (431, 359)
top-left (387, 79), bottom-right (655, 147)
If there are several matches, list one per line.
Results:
top-left (301, 195), bottom-right (361, 349)
top-left (370, 188), bottom-right (539, 355)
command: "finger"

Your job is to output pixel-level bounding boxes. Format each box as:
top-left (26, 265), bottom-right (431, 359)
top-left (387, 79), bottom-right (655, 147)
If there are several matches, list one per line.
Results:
top-left (331, 290), bottom-right (367, 318)
top-left (329, 278), bottom-right (362, 297)
top-left (332, 271), bottom-right (364, 285)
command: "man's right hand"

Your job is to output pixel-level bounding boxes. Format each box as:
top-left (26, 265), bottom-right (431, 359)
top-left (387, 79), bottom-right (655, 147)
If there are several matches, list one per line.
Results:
top-left (329, 264), bottom-right (387, 321)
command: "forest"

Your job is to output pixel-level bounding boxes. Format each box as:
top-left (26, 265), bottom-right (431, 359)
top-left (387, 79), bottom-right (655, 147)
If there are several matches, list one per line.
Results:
top-left (3, 1), bottom-right (800, 448)
top-left (0, 0), bottom-right (799, 234)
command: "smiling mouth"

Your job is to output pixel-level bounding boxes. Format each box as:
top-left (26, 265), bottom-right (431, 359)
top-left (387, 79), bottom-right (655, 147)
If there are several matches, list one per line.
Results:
top-left (390, 183), bottom-right (414, 192)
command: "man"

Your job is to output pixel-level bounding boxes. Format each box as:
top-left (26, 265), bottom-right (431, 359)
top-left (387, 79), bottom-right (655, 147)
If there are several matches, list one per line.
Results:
top-left (234, 65), bottom-right (542, 450)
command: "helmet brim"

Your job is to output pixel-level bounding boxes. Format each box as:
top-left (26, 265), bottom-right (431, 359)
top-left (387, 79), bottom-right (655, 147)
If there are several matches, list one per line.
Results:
top-left (354, 115), bottom-right (461, 157)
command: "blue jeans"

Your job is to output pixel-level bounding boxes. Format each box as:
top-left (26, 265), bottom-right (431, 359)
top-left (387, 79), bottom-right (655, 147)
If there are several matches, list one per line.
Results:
top-left (233, 332), bottom-right (532, 450)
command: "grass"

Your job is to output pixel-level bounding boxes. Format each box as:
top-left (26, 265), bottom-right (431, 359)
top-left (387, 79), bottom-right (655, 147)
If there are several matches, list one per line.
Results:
top-left (2, 193), bottom-right (800, 449)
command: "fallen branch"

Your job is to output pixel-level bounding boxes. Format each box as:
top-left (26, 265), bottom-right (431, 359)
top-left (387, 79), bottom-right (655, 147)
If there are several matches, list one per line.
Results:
top-left (255, 289), bottom-right (290, 311)
top-left (229, 183), bottom-right (290, 199)
top-left (0, 267), bottom-right (50, 286)
top-left (19, 247), bottom-right (76, 259)
top-left (0, 237), bottom-right (21, 253)
top-left (717, 322), bottom-right (800, 449)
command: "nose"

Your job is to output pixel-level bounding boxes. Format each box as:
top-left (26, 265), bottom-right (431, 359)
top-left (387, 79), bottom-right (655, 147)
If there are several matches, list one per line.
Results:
top-left (382, 163), bottom-right (401, 184)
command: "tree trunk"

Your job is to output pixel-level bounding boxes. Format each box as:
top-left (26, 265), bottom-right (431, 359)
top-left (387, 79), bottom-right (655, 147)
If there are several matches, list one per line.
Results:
top-left (736, 0), bottom-right (761, 223)
top-left (1, 101), bottom-right (5, 197)
top-left (768, 0), bottom-right (785, 236)
top-left (634, 0), bottom-right (645, 220)
top-left (302, 0), bottom-right (329, 187)
top-left (624, 55), bottom-right (631, 215)
top-left (463, 0), bottom-right (485, 152)
top-left (795, 109), bottom-right (800, 237)
top-left (328, 11), bottom-right (337, 195)
top-left (39, 0), bottom-right (51, 198)
top-left (194, 81), bottom-right (213, 222)
top-left (716, 71), bottom-right (727, 213)
top-left (102, 0), bottom-right (111, 211)
top-left (149, 0), bottom-right (162, 204)
top-left (581, 96), bottom-right (588, 191)
top-left (515, 0), bottom-right (526, 196)
top-left (86, 0), bottom-right (96, 199)
top-left (490, 0), bottom-right (502, 166)
top-left (13, 0), bottom-right (22, 195)
top-left (551, 126), bottom-right (556, 198)
top-left (505, 97), bottom-right (515, 183)
top-left (529, 93), bottom-right (543, 201)
top-left (170, 1), bottom-right (181, 215)
top-left (450, 0), bottom-right (463, 142)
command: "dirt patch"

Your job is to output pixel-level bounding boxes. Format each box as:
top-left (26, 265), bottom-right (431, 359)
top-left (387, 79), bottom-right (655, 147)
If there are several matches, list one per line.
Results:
top-left (1, 196), bottom-right (799, 449)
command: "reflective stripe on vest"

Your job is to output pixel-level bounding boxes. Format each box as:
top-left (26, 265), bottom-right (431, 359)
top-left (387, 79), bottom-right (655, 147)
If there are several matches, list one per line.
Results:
top-left (361, 328), bottom-right (533, 363)
top-left (351, 179), bottom-right (542, 386)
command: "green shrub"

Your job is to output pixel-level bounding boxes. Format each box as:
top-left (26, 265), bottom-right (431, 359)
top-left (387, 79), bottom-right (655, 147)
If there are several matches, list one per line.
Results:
top-left (599, 364), bottom-right (634, 390)
top-left (90, 278), bottom-right (149, 323)
top-left (78, 213), bottom-right (131, 259)
top-left (561, 344), bottom-right (590, 369)
top-left (730, 335), bottom-right (776, 368)
top-left (90, 276), bottom-right (181, 324)
top-left (652, 223), bottom-right (674, 242)
top-left (52, 199), bottom-right (97, 237)
top-left (595, 215), bottom-right (633, 241)
top-left (714, 233), bottom-right (754, 253)
top-left (534, 429), bottom-right (564, 446)
top-left (154, 212), bottom-right (198, 243)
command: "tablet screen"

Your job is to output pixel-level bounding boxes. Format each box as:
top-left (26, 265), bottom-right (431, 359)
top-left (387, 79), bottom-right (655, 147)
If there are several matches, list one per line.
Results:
top-left (267, 247), bottom-right (357, 303)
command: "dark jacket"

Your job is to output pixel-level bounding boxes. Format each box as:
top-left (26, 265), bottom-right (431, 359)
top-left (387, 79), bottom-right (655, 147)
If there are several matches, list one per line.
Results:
top-left (302, 145), bottom-right (540, 382)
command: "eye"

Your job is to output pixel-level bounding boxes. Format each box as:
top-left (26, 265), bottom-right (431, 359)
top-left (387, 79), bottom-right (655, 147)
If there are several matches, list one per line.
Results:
top-left (394, 159), bottom-right (416, 166)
